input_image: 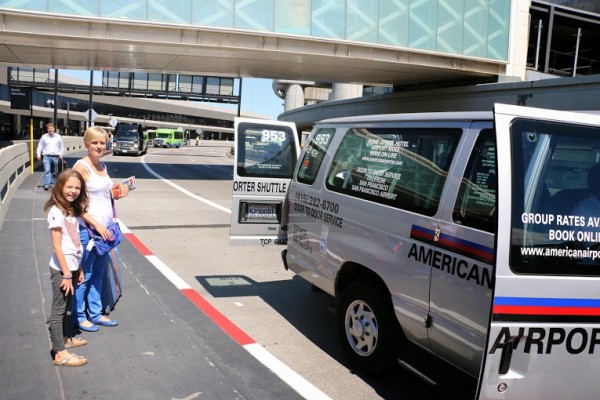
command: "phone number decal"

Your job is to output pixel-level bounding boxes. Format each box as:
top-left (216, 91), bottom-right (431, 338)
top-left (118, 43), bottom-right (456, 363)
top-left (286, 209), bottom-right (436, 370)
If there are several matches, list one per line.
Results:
top-left (295, 191), bottom-right (340, 214)
top-left (293, 191), bottom-right (342, 228)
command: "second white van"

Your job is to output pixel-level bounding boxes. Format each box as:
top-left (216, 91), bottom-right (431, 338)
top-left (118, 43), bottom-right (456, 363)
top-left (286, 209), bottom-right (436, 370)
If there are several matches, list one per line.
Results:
top-left (230, 105), bottom-right (600, 399)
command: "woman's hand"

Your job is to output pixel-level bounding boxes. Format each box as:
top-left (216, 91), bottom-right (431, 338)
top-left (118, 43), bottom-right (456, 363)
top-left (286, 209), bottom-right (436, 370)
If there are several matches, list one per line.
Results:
top-left (115, 183), bottom-right (129, 199)
top-left (94, 223), bottom-right (113, 241)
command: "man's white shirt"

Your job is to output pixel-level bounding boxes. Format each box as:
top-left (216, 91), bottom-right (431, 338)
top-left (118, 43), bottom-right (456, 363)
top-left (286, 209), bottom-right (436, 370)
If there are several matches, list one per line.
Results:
top-left (36, 133), bottom-right (64, 158)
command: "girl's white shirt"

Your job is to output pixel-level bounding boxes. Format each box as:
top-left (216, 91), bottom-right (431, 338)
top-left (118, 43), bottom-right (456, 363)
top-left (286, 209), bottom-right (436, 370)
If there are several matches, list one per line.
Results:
top-left (47, 205), bottom-right (82, 272)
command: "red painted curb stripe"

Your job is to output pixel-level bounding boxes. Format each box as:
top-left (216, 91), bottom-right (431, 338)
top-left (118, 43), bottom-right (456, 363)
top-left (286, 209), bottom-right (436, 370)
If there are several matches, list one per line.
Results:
top-left (125, 232), bottom-right (153, 256)
top-left (181, 288), bottom-right (255, 346)
top-left (123, 230), bottom-right (255, 345)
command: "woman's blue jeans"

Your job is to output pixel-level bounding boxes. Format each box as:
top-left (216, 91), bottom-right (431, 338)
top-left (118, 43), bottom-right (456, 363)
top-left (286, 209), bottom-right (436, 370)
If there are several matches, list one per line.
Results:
top-left (74, 226), bottom-right (109, 324)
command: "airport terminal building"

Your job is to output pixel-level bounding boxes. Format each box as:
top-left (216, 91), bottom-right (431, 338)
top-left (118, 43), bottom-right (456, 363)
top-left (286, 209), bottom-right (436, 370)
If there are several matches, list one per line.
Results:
top-left (0, 66), bottom-right (258, 141)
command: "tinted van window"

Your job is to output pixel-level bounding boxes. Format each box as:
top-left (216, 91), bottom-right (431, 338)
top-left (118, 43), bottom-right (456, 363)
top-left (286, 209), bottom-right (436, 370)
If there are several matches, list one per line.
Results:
top-left (115, 130), bottom-right (140, 140)
top-left (116, 123), bottom-right (138, 133)
top-left (453, 129), bottom-right (497, 232)
top-left (236, 122), bottom-right (298, 178)
top-left (510, 119), bottom-right (600, 276)
top-left (297, 128), bottom-right (335, 184)
top-left (325, 127), bottom-right (461, 215)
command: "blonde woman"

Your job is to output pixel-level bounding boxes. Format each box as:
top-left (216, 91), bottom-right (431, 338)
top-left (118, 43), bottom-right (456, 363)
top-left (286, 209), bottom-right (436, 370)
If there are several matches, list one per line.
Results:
top-left (73, 127), bottom-right (128, 332)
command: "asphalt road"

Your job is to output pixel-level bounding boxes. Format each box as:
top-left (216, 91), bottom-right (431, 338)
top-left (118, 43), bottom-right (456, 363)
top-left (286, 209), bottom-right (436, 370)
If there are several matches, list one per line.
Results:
top-left (80, 143), bottom-right (475, 400)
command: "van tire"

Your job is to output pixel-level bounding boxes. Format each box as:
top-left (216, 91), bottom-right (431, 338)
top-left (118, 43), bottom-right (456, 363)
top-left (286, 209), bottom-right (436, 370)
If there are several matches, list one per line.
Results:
top-left (337, 282), bottom-right (400, 375)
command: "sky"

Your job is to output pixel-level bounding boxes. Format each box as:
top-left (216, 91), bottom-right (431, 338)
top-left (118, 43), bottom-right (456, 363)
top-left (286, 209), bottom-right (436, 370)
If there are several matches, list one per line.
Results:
top-left (61, 69), bottom-right (284, 120)
top-left (225, 77), bottom-right (285, 119)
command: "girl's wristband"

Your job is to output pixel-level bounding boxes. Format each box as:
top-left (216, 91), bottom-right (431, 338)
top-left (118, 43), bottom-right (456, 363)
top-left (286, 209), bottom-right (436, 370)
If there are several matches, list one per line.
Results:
top-left (62, 275), bottom-right (73, 279)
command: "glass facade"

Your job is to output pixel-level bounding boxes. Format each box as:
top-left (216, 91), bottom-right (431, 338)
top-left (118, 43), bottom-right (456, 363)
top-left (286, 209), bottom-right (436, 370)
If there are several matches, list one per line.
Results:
top-left (0, 0), bottom-right (511, 61)
top-left (99, 71), bottom-right (237, 99)
top-left (547, 0), bottom-right (600, 14)
top-left (0, 82), bottom-right (234, 140)
top-left (528, 2), bottom-right (600, 77)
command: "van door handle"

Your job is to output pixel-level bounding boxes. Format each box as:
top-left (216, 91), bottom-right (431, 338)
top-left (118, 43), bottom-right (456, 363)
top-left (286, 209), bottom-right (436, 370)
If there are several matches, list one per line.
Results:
top-left (498, 338), bottom-right (514, 374)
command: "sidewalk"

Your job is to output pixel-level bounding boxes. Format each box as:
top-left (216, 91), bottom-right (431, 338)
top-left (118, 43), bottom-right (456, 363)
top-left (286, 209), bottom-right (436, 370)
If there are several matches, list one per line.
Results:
top-left (0, 171), bottom-right (302, 400)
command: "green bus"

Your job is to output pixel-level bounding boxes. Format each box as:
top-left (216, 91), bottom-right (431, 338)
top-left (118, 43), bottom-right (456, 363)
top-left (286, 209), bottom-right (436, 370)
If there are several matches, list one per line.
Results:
top-left (153, 128), bottom-right (185, 148)
top-left (144, 129), bottom-right (156, 146)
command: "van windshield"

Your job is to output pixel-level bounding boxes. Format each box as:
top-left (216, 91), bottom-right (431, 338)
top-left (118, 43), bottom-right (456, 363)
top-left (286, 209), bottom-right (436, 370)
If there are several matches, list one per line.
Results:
top-left (510, 118), bottom-right (600, 276)
top-left (156, 133), bottom-right (171, 138)
top-left (116, 131), bottom-right (139, 140)
top-left (236, 122), bottom-right (297, 178)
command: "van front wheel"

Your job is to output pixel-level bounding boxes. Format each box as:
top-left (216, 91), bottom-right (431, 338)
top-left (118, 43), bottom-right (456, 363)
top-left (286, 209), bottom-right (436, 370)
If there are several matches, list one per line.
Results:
top-left (337, 282), bottom-right (400, 375)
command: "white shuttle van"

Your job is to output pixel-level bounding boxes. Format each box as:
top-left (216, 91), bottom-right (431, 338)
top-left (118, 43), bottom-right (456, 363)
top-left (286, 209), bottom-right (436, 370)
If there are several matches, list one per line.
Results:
top-left (230, 105), bottom-right (600, 399)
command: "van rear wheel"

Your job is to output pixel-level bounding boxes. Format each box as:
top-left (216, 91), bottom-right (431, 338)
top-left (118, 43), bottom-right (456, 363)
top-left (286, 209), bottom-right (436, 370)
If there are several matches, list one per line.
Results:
top-left (337, 282), bottom-right (401, 375)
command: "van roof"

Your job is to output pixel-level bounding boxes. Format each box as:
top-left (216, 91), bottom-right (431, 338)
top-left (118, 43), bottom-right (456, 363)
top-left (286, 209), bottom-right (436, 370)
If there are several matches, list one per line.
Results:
top-left (318, 111), bottom-right (493, 125)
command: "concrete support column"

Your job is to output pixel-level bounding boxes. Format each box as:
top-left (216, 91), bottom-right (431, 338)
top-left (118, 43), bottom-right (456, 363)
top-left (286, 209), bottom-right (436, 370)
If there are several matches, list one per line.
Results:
top-left (504, 0), bottom-right (531, 81)
top-left (284, 83), bottom-right (305, 112)
top-left (13, 114), bottom-right (22, 139)
top-left (331, 83), bottom-right (363, 101)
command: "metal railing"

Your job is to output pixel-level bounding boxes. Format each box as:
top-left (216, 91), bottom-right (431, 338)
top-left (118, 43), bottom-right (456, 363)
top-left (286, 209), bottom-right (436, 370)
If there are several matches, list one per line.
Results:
top-left (0, 137), bottom-right (84, 231)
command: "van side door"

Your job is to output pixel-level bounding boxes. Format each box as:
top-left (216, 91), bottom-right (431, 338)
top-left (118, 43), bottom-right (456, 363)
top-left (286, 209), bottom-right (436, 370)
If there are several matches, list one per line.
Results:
top-left (477, 104), bottom-right (600, 399)
top-left (428, 123), bottom-right (496, 378)
top-left (230, 118), bottom-right (300, 245)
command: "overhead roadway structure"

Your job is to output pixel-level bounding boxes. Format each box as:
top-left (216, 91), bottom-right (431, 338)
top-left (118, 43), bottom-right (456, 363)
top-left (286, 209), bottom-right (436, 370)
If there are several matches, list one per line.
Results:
top-left (2, 0), bottom-right (600, 133)
top-left (0, 4), bottom-right (511, 89)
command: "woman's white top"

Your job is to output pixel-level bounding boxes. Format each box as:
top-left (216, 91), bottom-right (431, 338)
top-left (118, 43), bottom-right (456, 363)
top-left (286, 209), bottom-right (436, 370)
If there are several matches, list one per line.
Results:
top-left (75, 159), bottom-right (113, 227)
top-left (47, 205), bottom-right (82, 271)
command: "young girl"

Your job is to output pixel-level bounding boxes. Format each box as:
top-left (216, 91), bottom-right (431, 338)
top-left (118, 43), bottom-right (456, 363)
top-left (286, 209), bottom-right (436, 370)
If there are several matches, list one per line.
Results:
top-left (44, 169), bottom-right (90, 367)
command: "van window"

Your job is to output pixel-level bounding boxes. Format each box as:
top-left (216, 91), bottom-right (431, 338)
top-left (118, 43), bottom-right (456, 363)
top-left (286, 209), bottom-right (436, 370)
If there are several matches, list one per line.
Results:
top-left (453, 129), bottom-right (497, 232)
top-left (297, 128), bottom-right (335, 184)
top-left (116, 123), bottom-right (137, 132)
top-left (325, 127), bottom-right (461, 215)
top-left (236, 122), bottom-right (298, 178)
top-left (115, 130), bottom-right (140, 140)
top-left (510, 118), bottom-right (600, 276)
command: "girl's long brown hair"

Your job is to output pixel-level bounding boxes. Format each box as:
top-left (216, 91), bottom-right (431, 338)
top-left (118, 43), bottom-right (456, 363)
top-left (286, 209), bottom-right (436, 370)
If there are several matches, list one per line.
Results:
top-left (44, 168), bottom-right (89, 217)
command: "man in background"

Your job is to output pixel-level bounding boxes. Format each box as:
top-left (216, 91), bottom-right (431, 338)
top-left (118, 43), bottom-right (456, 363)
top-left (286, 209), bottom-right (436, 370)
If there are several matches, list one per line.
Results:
top-left (36, 123), bottom-right (64, 191)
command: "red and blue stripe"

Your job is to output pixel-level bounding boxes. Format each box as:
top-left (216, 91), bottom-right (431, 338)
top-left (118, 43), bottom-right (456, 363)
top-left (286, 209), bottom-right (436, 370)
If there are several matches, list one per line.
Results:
top-left (493, 296), bottom-right (600, 322)
top-left (410, 224), bottom-right (494, 264)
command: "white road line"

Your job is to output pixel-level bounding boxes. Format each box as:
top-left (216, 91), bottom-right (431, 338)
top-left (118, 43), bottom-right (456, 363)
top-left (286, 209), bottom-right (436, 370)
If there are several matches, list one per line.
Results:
top-left (244, 343), bottom-right (333, 400)
top-left (134, 156), bottom-right (331, 400)
top-left (140, 154), bottom-right (231, 214)
top-left (145, 255), bottom-right (191, 290)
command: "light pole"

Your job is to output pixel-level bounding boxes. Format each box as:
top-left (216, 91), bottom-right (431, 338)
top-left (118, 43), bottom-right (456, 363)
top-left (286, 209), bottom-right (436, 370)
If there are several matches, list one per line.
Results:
top-left (66, 102), bottom-right (70, 136)
top-left (46, 99), bottom-right (54, 135)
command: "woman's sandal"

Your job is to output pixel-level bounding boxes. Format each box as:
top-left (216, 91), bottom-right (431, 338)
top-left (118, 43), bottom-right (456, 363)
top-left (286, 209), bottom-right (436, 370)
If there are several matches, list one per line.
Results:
top-left (65, 337), bottom-right (88, 349)
top-left (53, 353), bottom-right (88, 367)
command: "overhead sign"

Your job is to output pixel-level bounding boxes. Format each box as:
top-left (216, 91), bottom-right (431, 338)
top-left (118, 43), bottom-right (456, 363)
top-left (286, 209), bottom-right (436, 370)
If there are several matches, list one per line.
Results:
top-left (109, 117), bottom-right (118, 127)
top-left (85, 108), bottom-right (98, 122)
top-left (10, 87), bottom-right (31, 110)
